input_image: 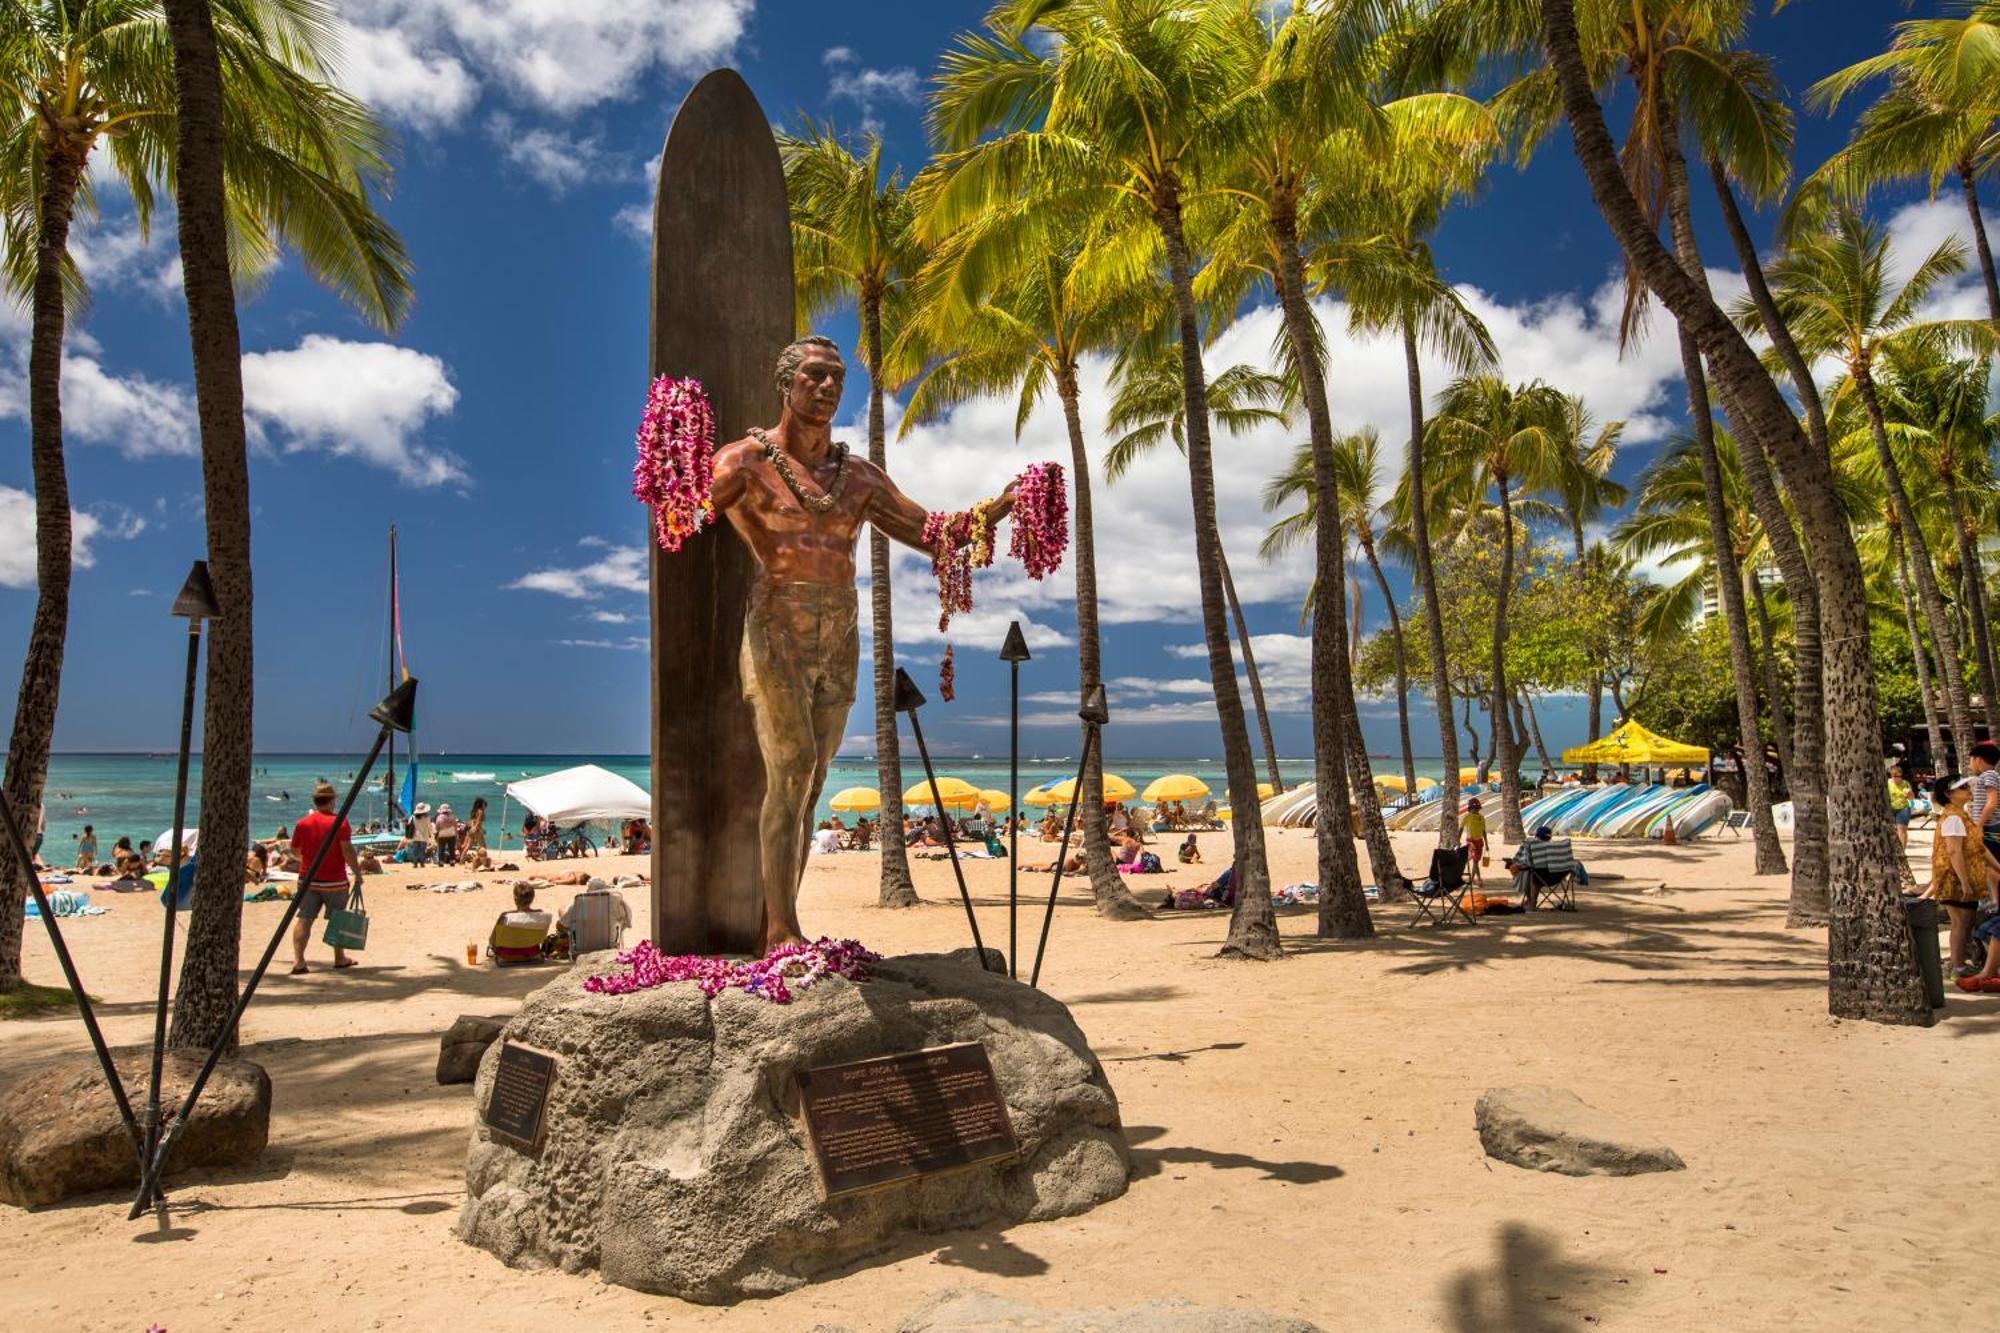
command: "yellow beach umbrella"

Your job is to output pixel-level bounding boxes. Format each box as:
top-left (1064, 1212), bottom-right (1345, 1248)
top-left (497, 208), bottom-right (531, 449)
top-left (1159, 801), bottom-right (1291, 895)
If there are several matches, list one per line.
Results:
top-left (1460, 767), bottom-right (1480, 783)
top-left (1374, 775), bottom-right (1440, 794)
top-left (1218, 806), bottom-right (1234, 822)
top-left (1023, 783), bottom-right (1063, 807)
top-left (1043, 772), bottom-right (1138, 803)
top-left (977, 789), bottom-right (1011, 812)
top-left (903, 776), bottom-right (981, 809)
top-left (1143, 773), bottom-right (1211, 802)
top-left (828, 786), bottom-right (880, 813)
top-left (1257, 782), bottom-right (1275, 800)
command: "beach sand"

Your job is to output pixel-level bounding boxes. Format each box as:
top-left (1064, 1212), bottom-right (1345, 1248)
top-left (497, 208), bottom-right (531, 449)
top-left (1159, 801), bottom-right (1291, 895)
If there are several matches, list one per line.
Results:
top-left (0, 826), bottom-right (1986, 1330)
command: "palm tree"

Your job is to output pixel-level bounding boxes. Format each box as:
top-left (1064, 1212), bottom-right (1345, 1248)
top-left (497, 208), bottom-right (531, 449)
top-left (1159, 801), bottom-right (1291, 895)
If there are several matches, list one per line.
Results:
top-left (1550, 394), bottom-right (1625, 771)
top-left (1806, 4), bottom-right (2000, 318)
top-left (1756, 209), bottom-right (1994, 775)
top-left (781, 123), bottom-right (925, 910)
top-left (1265, 428), bottom-right (1416, 796)
top-left (891, 230), bottom-right (1149, 920)
top-left (926, 0), bottom-right (1282, 959)
top-left (1539, 0), bottom-right (1928, 1026)
top-left (1103, 354), bottom-right (1294, 784)
top-left (1615, 428), bottom-right (1788, 872)
top-left (1320, 93), bottom-right (1498, 853)
top-left (1426, 374), bottom-right (1568, 842)
top-left (0, 0), bottom-right (412, 1007)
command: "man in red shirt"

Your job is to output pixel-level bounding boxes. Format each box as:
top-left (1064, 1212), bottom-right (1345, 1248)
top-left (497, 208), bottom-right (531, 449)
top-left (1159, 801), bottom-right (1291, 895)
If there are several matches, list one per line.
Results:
top-left (290, 781), bottom-right (364, 974)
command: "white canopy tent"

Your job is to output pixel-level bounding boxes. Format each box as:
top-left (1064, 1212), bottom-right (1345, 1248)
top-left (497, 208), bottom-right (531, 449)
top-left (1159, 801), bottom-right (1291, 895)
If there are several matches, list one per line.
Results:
top-left (503, 765), bottom-right (651, 826)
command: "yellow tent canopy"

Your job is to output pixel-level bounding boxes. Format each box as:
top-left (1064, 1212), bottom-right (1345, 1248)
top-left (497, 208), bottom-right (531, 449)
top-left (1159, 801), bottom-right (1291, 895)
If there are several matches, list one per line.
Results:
top-left (1561, 719), bottom-right (1710, 766)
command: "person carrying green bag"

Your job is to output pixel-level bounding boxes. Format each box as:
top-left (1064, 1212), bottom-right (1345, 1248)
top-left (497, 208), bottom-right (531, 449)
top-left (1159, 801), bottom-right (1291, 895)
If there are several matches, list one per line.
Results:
top-left (290, 781), bottom-right (366, 975)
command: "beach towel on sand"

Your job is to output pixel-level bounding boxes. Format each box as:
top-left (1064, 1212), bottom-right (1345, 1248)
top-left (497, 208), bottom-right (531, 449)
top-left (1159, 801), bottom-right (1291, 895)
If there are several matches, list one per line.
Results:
top-left (26, 889), bottom-right (104, 918)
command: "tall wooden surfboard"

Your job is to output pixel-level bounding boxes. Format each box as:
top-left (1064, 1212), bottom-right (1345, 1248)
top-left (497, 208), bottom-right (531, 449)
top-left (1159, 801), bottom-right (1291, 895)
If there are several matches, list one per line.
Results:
top-left (649, 69), bottom-right (793, 956)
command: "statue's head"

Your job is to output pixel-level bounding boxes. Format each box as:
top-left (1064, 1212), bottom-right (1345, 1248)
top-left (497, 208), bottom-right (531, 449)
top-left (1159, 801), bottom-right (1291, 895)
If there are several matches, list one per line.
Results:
top-left (775, 334), bottom-right (845, 423)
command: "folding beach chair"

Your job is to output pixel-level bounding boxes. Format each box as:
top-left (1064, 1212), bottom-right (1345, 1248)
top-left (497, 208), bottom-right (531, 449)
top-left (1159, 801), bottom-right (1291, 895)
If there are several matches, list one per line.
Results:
top-left (1511, 838), bottom-right (1579, 912)
top-left (1409, 846), bottom-right (1474, 927)
top-left (1722, 810), bottom-right (1753, 838)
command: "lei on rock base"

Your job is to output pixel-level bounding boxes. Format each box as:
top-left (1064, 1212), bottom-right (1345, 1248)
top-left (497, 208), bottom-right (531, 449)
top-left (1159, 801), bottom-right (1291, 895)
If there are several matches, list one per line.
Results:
top-left (583, 937), bottom-right (879, 1005)
top-left (632, 375), bottom-right (717, 552)
top-left (921, 461), bottom-right (1070, 699)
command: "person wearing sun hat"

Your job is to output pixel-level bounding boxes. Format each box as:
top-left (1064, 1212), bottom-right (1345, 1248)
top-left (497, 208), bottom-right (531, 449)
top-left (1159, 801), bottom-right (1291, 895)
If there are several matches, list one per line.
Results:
top-left (290, 781), bottom-right (363, 975)
top-left (411, 801), bottom-right (435, 866)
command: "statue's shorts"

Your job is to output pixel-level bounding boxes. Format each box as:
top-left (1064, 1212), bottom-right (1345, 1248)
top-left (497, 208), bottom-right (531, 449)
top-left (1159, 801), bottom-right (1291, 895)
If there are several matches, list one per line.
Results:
top-left (741, 582), bottom-right (859, 746)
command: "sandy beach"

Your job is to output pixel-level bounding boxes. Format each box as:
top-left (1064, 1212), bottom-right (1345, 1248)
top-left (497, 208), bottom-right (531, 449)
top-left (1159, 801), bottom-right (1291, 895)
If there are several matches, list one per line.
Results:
top-left (0, 825), bottom-right (1987, 1331)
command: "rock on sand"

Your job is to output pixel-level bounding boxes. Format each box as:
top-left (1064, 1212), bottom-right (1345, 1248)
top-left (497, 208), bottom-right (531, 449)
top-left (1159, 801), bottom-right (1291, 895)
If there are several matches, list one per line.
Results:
top-left (1476, 1085), bottom-right (1685, 1177)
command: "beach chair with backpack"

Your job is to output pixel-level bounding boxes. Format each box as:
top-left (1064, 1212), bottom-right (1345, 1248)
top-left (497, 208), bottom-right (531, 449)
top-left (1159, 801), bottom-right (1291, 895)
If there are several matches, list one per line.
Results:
top-left (1409, 846), bottom-right (1474, 927)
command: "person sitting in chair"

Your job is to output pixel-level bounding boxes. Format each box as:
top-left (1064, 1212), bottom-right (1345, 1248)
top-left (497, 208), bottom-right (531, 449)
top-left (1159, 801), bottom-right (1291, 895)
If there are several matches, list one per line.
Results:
top-left (488, 883), bottom-right (554, 965)
top-left (557, 876), bottom-right (632, 958)
top-left (1505, 825), bottom-right (1587, 909)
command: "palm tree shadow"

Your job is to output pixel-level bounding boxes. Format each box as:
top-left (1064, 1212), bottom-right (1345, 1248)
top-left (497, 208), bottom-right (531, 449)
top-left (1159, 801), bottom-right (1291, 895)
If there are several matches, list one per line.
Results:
top-left (1443, 1221), bottom-right (1621, 1332)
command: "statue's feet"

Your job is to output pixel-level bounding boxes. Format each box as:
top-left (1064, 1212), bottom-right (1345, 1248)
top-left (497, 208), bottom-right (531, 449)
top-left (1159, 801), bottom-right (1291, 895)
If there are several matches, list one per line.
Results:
top-left (761, 928), bottom-right (807, 956)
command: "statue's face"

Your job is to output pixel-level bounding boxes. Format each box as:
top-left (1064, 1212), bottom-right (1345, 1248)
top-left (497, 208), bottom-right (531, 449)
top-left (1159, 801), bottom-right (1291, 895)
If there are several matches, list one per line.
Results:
top-left (787, 347), bottom-right (845, 423)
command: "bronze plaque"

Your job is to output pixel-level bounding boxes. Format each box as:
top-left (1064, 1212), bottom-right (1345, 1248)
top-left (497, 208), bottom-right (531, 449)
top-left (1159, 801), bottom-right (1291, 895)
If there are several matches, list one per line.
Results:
top-left (796, 1042), bottom-right (1020, 1200)
top-left (482, 1042), bottom-right (557, 1152)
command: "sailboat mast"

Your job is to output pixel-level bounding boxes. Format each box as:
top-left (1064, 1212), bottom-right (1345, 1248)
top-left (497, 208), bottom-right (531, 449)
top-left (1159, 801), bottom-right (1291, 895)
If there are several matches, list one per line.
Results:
top-left (386, 525), bottom-right (397, 816)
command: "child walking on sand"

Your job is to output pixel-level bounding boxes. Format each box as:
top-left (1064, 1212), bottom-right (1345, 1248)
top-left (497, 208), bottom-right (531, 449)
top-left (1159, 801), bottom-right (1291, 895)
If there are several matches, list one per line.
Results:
top-left (1462, 798), bottom-right (1487, 885)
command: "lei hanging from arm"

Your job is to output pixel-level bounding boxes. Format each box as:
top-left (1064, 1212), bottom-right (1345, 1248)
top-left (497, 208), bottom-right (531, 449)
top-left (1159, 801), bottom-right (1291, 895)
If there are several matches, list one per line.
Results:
top-left (922, 461), bottom-right (1070, 700)
top-left (632, 376), bottom-right (716, 552)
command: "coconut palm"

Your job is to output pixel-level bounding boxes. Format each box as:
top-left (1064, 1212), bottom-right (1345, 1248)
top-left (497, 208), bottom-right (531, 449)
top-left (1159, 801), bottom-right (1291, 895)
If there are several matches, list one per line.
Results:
top-left (1805, 4), bottom-right (2000, 318)
top-left (926, 0), bottom-right (1282, 959)
top-left (1549, 394), bottom-right (1626, 769)
top-left (1754, 209), bottom-right (1996, 775)
top-left (1319, 93), bottom-right (1498, 854)
top-left (1103, 354), bottom-right (1291, 805)
top-left (1615, 427), bottom-right (1789, 871)
top-left (1425, 374), bottom-right (1569, 841)
top-left (890, 226), bottom-right (1150, 921)
top-left (1262, 427), bottom-right (1417, 797)
top-left (781, 122), bottom-right (926, 910)
top-left (0, 0), bottom-right (412, 1006)
top-left (1539, 0), bottom-right (1928, 1025)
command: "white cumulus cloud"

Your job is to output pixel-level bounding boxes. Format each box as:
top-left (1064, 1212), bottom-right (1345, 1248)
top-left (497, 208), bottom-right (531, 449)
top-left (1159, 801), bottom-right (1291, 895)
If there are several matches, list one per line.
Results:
top-left (333, 21), bottom-right (479, 129)
top-left (509, 543), bottom-right (648, 599)
top-left (241, 335), bottom-right (462, 486)
top-left (0, 487), bottom-right (145, 588)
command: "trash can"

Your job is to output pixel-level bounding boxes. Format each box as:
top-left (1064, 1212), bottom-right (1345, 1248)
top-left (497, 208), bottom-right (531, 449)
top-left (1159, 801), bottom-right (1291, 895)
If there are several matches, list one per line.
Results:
top-left (1902, 895), bottom-right (1945, 1009)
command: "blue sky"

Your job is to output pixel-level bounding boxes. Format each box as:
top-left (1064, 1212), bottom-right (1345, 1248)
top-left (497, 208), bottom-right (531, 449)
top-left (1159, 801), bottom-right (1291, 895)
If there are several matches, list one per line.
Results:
top-left (0, 0), bottom-right (1977, 762)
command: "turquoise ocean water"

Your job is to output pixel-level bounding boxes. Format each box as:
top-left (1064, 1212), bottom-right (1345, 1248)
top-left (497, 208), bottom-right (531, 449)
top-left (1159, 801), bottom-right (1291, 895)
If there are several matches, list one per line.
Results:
top-left (36, 751), bottom-right (1446, 857)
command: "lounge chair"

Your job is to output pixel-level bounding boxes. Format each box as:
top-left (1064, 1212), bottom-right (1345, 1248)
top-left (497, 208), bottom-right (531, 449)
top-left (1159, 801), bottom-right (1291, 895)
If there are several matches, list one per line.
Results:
top-left (1409, 847), bottom-right (1473, 927)
top-left (1510, 837), bottom-right (1580, 911)
top-left (488, 918), bottom-right (552, 966)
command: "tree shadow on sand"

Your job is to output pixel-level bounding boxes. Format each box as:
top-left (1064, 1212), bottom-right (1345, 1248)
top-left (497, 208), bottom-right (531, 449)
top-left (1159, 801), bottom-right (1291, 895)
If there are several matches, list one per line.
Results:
top-left (1443, 1221), bottom-right (1623, 1331)
top-left (1123, 1124), bottom-right (1343, 1184)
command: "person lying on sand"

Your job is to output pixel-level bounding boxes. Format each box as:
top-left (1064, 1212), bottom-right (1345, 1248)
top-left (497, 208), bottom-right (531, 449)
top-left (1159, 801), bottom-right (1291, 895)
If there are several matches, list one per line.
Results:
top-left (1021, 852), bottom-right (1087, 875)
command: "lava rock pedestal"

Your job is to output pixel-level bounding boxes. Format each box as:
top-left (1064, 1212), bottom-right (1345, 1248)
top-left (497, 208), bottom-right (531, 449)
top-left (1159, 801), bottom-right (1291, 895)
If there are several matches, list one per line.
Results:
top-left (457, 950), bottom-right (1129, 1301)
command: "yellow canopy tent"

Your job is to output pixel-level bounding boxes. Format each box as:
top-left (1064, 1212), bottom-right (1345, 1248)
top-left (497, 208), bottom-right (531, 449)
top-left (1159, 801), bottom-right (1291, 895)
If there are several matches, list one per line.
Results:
top-left (1561, 719), bottom-right (1710, 767)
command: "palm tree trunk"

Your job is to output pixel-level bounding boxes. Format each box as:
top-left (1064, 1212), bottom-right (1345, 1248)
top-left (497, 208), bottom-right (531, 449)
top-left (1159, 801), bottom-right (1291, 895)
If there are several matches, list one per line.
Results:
top-left (1271, 206), bottom-right (1399, 919)
top-left (863, 296), bottom-right (919, 909)
top-left (1521, 690), bottom-right (1555, 775)
top-left (1155, 192), bottom-right (1278, 959)
top-left (1940, 466), bottom-right (2000, 736)
top-left (1461, 689), bottom-right (1480, 762)
top-left (1653, 79), bottom-right (1787, 875)
top-left (1545, 0), bottom-right (1924, 1023)
top-left (1270, 213), bottom-right (1369, 934)
top-left (1896, 526), bottom-right (1948, 766)
top-left (1583, 678), bottom-right (1602, 779)
top-left (1491, 477), bottom-right (1524, 842)
top-left (1856, 364), bottom-right (1977, 772)
top-left (1360, 535), bottom-right (1418, 794)
top-left (1404, 320), bottom-right (1462, 847)
top-left (163, 0), bottom-right (254, 1051)
top-left (1959, 161), bottom-right (2000, 322)
top-left (0, 139), bottom-right (86, 992)
top-left (1059, 370), bottom-right (1147, 921)
top-left (1710, 159), bottom-right (1834, 921)
top-left (1747, 567), bottom-right (1793, 775)
top-left (1216, 547), bottom-right (1285, 796)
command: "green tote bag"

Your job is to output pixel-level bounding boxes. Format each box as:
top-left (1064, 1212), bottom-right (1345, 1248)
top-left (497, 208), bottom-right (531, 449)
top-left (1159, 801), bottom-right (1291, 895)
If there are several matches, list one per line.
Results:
top-left (322, 885), bottom-right (370, 951)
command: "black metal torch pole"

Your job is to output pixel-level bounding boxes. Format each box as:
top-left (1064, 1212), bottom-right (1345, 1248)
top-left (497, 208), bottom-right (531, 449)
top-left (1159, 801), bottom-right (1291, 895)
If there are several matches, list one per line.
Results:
top-left (894, 667), bottom-right (993, 972)
top-left (130, 678), bottom-right (415, 1218)
top-left (1031, 684), bottom-right (1108, 989)
top-left (0, 788), bottom-right (141, 1159)
top-left (142, 562), bottom-right (219, 1200)
top-left (999, 623), bottom-right (1031, 980)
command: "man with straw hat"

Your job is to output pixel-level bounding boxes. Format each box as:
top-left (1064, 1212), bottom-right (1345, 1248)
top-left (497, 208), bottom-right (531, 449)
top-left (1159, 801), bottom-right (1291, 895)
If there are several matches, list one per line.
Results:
top-left (290, 782), bottom-right (363, 975)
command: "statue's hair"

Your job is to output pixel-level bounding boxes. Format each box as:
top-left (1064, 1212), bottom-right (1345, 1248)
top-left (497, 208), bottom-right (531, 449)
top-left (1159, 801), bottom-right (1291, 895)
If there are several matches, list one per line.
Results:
top-left (774, 334), bottom-right (843, 395)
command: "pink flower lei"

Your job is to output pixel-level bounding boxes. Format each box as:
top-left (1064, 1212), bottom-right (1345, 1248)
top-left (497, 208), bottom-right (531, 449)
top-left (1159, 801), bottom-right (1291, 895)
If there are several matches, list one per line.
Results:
top-left (632, 375), bottom-right (717, 553)
top-left (1009, 461), bottom-right (1069, 580)
top-left (583, 937), bottom-right (880, 1005)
